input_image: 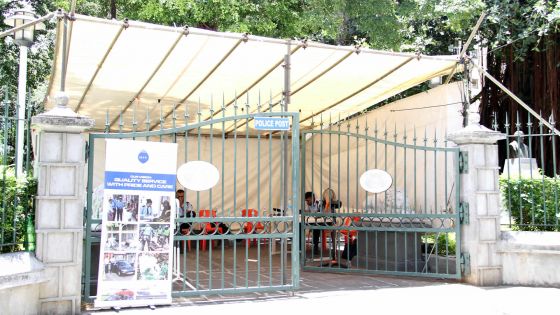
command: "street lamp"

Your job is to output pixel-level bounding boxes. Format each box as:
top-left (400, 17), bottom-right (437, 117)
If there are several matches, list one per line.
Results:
top-left (4, 8), bottom-right (45, 177)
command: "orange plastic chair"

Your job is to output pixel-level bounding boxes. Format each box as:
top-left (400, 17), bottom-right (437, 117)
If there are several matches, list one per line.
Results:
top-left (180, 225), bottom-right (192, 251)
top-left (340, 216), bottom-right (360, 254)
top-left (198, 210), bottom-right (223, 250)
top-left (241, 209), bottom-right (265, 247)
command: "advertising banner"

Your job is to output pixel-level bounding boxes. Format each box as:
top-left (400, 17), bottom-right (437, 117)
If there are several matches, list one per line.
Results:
top-left (95, 139), bottom-right (177, 308)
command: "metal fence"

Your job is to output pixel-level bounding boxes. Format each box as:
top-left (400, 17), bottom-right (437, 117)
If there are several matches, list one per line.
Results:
top-left (0, 87), bottom-right (36, 253)
top-left (83, 98), bottom-right (300, 301)
top-left (493, 112), bottom-right (560, 231)
top-left (300, 118), bottom-right (463, 278)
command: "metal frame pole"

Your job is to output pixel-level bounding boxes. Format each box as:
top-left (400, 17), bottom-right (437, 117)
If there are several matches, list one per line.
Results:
top-left (15, 45), bottom-right (28, 177)
top-left (283, 40), bottom-right (291, 286)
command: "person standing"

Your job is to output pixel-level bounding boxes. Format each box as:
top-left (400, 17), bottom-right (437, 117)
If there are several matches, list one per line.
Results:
top-left (114, 195), bottom-right (125, 221)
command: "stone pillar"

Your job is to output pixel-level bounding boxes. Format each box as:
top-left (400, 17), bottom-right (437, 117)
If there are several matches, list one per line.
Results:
top-left (31, 92), bottom-right (94, 314)
top-left (448, 111), bottom-right (505, 286)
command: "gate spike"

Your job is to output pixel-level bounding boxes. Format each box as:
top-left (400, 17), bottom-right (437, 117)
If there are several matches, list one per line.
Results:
top-left (132, 98), bottom-right (138, 131)
top-left (159, 99), bottom-right (163, 128)
top-left (504, 112), bottom-right (510, 133)
top-left (210, 94), bottom-right (214, 116)
top-left (269, 90), bottom-right (273, 112)
top-left (257, 90), bottom-right (262, 113)
top-left (118, 104), bottom-right (124, 133)
top-left (234, 91), bottom-right (238, 112)
top-left (105, 108), bottom-right (110, 133)
top-left (383, 121), bottom-right (388, 139)
top-left (492, 111), bottom-right (498, 131)
top-left (515, 112), bottom-right (521, 130)
top-left (245, 92), bottom-right (250, 113)
top-left (197, 97), bottom-right (202, 122)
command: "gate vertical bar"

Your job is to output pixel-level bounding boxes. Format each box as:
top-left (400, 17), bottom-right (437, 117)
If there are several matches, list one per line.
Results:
top-left (291, 113), bottom-right (300, 289)
top-left (84, 133), bottom-right (95, 301)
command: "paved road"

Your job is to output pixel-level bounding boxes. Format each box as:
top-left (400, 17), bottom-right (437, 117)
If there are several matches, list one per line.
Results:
top-left (86, 283), bottom-right (560, 315)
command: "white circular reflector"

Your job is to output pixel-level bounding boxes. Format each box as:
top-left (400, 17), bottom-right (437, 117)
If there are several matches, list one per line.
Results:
top-left (359, 169), bottom-right (393, 193)
top-left (177, 161), bottom-right (220, 191)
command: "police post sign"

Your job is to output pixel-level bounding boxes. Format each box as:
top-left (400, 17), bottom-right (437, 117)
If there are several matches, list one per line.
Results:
top-left (253, 117), bottom-right (290, 131)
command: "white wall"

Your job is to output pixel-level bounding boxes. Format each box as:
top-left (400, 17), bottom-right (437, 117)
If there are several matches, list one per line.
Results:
top-left (500, 231), bottom-right (560, 286)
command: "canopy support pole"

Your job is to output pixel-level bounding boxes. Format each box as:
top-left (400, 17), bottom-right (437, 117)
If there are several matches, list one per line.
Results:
top-left (282, 39), bottom-right (291, 286)
top-left (151, 38), bottom-right (245, 130)
top-left (225, 50), bottom-right (355, 135)
top-left (0, 12), bottom-right (55, 39)
top-left (109, 29), bottom-right (187, 128)
top-left (75, 22), bottom-right (127, 112)
top-left (298, 57), bottom-right (414, 125)
top-left (203, 45), bottom-right (302, 122)
top-left (444, 12), bottom-right (486, 85)
top-left (471, 60), bottom-right (560, 137)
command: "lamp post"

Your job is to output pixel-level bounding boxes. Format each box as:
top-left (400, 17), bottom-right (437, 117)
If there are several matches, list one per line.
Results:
top-left (4, 8), bottom-right (45, 177)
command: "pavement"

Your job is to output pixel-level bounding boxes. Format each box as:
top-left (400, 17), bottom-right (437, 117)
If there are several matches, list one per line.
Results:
top-left (85, 272), bottom-right (560, 315)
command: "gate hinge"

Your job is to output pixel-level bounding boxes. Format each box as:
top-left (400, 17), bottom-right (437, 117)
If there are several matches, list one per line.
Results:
top-left (460, 252), bottom-right (470, 276)
top-left (459, 202), bottom-right (469, 224)
top-left (459, 151), bottom-right (468, 174)
top-left (85, 141), bottom-right (89, 163)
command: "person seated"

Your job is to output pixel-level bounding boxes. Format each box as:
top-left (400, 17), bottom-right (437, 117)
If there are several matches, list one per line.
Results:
top-left (176, 189), bottom-right (196, 234)
top-left (304, 191), bottom-right (319, 212)
top-left (304, 191), bottom-right (321, 252)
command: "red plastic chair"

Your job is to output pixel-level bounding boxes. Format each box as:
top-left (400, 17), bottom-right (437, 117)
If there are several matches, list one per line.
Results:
top-left (241, 209), bottom-right (265, 247)
top-left (340, 216), bottom-right (360, 244)
top-left (180, 226), bottom-right (192, 251)
top-left (199, 210), bottom-right (223, 250)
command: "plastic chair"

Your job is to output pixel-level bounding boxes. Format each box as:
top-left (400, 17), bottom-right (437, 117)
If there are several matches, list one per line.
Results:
top-left (179, 224), bottom-right (192, 252)
top-left (198, 210), bottom-right (223, 250)
top-left (339, 216), bottom-right (360, 259)
top-left (241, 209), bottom-right (265, 247)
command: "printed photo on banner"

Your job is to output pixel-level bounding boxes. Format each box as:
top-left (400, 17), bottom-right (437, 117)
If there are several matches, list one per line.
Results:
top-left (98, 282), bottom-right (137, 302)
top-left (135, 285), bottom-right (168, 301)
top-left (139, 195), bottom-right (173, 222)
top-left (104, 223), bottom-right (138, 250)
top-left (102, 253), bottom-right (136, 281)
top-left (138, 224), bottom-right (170, 252)
top-left (106, 194), bottom-right (139, 222)
top-left (137, 253), bottom-right (169, 281)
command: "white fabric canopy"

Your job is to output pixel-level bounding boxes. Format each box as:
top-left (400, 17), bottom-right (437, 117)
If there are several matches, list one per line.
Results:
top-left (47, 14), bottom-right (460, 132)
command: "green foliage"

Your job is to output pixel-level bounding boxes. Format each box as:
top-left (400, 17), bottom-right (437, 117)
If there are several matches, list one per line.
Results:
top-left (500, 175), bottom-right (560, 231)
top-left (0, 166), bottom-right (37, 253)
top-left (422, 232), bottom-right (456, 256)
top-left (482, 0), bottom-right (560, 60)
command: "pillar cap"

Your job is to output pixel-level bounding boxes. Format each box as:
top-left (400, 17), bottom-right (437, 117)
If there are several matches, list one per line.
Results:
top-left (448, 122), bottom-right (505, 145)
top-left (31, 91), bottom-right (95, 132)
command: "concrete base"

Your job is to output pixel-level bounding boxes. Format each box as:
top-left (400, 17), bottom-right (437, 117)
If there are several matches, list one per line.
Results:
top-left (499, 231), bottom-right (560, 287)
top-left (0, 252), bottom-right (49, 315)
